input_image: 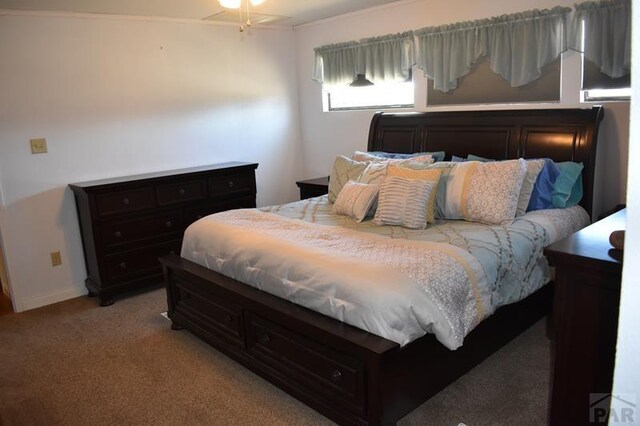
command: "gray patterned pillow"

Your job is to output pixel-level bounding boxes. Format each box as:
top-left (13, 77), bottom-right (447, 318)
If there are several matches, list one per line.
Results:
top-left (464, 159), bottom-right (528, 225)
top-left (373, 176), bottom-right (436, 229)
top-left (328, 156), bottom-right (368, 203)
top-left (331, 181), bottom-right (380, 222)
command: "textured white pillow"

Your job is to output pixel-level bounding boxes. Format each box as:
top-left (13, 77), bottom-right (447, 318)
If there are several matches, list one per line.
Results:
top-left (463, 159), bottom-right (528, 225)
top-left (373, 176), bottom-right (436, 229)
top-left (328, 156), bottom-right (368, 203)
top-left (331, 181), bottom-right (380, 222)
top-left (516, 159), bottom-right (545, 216)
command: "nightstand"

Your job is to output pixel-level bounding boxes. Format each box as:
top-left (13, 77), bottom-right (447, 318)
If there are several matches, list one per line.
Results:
top-left (296, 176), bottom-right (329, 200)
top-left (544, 209), bottom-right (624, 425)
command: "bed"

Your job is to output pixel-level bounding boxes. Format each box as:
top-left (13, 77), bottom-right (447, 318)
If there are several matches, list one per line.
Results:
top-left (160, 107), bottom-right (603, 425)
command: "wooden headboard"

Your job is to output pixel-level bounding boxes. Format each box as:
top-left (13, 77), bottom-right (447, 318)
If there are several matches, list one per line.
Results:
top-left (367, 107), bottom-right (604, 216)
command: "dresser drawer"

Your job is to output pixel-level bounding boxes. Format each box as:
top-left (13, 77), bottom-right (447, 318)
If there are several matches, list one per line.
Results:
top-left (95, 187), bottom-right (155, 217)
top-left (156, 179), bottom-right (207, 206)
top-left (247, 314), bottom-right (365, 413)
top-left (100, 211), bottom-right (181, 249)
top-left (184, 196), bottom-right (257, 226)
top-left (103, 241), bottom-right (180, 282)
top-left (209, 173), bottom-right (254, 197)
top-left (172, 277), bottom-right (244, 348)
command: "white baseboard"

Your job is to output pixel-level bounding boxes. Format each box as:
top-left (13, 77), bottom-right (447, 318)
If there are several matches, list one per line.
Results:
top-left (19, 286), bottom-right (87, 312)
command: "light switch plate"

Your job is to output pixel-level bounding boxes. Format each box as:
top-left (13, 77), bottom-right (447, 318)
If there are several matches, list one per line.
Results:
top-left (50, 251), bottom-right (62, 266)
top-left (30, 138), bottom-right (48, 154)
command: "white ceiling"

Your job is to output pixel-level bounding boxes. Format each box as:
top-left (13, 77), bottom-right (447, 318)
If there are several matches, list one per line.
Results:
top-left (0, 0), bottom-right (403, 26)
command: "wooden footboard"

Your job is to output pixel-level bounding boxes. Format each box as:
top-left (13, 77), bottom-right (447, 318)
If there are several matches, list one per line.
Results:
top-left (160, 254), bottom-right (552, 425)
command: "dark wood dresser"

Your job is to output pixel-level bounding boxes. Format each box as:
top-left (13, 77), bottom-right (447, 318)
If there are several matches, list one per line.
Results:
top-left (296, 176), bottom-right (329, 200)
top-left (545, 209), bottom-right (624, 425)
top-left (70, 162), bottom-right (258, 306)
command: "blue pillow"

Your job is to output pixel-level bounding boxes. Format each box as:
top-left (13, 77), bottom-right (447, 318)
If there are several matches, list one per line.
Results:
top-left (527, 159), bottom-right (560, 211)
top-left (369, 151), bottom-right (446, 162)
top-left (466, 154), bottom-right (494, 162)
top-left (451, 155), bottom-right (466, 162)
top-left (552, 162), bottom-right (584, 208)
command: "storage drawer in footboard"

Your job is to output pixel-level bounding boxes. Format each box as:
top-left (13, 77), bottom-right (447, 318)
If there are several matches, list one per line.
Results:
top-left (246, 313), bottom-right (366, 415)
top-left (171, 274), bottom-right (244, 349)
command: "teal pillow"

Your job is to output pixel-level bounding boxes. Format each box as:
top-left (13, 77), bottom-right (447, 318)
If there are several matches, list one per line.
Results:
top-left (466, 154), bottom-right (494, 162)
top-left (429, 151), bottom-right (446, 162)
top-left (551, 162), bottom-right (584, 208)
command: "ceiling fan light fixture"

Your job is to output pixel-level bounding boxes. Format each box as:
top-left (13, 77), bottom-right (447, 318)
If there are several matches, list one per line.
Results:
top-left (250, 0), bottom-right (266, 5)
top-left (219, 0), bottom-right (241, 9)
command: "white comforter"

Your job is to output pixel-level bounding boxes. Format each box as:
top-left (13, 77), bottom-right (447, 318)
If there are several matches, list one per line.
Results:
top-left (182, 201), bottom-right (590, 350)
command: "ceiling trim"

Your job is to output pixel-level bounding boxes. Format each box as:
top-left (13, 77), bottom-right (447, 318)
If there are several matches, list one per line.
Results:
top-left (293, 0), bottom-right (424, 29)
top-left (0, 9), bottom-right (293, 31)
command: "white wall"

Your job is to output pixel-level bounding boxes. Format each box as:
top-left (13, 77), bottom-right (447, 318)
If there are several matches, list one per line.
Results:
top-left (0, 13), bottom-right (302, 311)
top-left (294, 0), bottom-right (629, 219)
top-left (610, 0), bottom-right (640, 421)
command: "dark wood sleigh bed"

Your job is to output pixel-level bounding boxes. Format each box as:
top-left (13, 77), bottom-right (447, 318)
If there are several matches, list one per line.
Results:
top-left (160, 107), bottom-right (604, 425)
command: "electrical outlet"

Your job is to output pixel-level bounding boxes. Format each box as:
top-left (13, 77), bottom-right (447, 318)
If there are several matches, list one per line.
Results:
top-left (50, 251), bottom-right (62, 266)
top-left (30, 138), bottom-right (48, 154)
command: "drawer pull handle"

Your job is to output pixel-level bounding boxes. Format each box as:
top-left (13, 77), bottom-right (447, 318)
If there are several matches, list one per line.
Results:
top-left (165, 220), bottom-right (172, 228)
top-left (224, 315), bottom-right (232, 323)
top-left (259, 334), bottom-right (271, 345)
top-left (119, 262), bottom-right (127, 269)
top-left (330, 370), bottom-right (342, 383)
top-left (228, 181), bottom-right (234, 188)
top-left (122, 197), bottom-right (130, 205)
top-left (114, 231), bottom-right (122, 238)
top-left (178, 188), bottom-right (186, 196)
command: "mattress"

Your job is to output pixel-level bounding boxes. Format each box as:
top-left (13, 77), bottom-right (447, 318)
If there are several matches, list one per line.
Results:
top-left (181, 195), bottom-right (589, 350)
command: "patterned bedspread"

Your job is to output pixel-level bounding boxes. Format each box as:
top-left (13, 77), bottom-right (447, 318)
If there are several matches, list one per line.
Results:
top-left (181, 196), bottom-right (589, 350)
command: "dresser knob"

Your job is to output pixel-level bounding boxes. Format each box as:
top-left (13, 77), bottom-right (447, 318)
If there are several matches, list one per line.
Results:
top-left (114, 231), bottom-right (122, 238)
top-left (119, 262), bottom-right (127, 269)
top-left (330, 369), bottom-right (342, 383)
top-left (169, 250), bottom-right (175, 255)
top-left (259, 334), bottom-right (271, 345)
top-left (122, 197), bottom-right (130, 205)
top-left (165, 220), bottom-right (172, 228)
top-left (228, 181), bottom-right (234, 188)
top-left (224, 315), bottom-right (232, 323)
top-left (178, 188), bottom-right (185, 196)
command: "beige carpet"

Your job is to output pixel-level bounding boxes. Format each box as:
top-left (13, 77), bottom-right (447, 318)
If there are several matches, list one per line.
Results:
top-left (0, 289), bottom-right (551, 425)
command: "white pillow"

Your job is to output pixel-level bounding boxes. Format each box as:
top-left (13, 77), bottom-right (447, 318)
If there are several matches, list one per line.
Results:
top-left (373, 176), bottom-right (436, 229)
top-left (516, 159), bottom-right (545, 216)
top-left (431, 160), bottom-right (527, 224)
top-left (463, 159), bottom-right (528, 225)
top-left (331, 181), bottom-right (380, 222)
top-left (328, 156), bottom-right (368, 203)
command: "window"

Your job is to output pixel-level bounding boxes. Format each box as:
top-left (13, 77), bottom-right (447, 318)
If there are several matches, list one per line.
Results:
top-left (325, 78), bottom-right (414, 111)
top-left (581, 58), bottom-right (630, 101)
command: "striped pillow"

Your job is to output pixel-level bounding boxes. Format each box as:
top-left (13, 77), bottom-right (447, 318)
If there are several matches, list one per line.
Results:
top-left (373, 176), bottom-right (435, 229)
top-left (387, 165), bottom-right (443, 223)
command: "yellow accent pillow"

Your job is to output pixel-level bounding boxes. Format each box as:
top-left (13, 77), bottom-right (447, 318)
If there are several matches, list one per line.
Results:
top-left (387, 165), bottom-right (443, 223)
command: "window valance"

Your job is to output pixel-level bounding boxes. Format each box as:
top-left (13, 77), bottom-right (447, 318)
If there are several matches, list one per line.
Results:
top-left (415, 7), bottom-right (570, 92)
top-left (313, 41), bottom-right (360, 88)
top-left (569, 0), bottom-right (631, 78)
top-left (313, 32), bottom-right (414, 88)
